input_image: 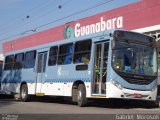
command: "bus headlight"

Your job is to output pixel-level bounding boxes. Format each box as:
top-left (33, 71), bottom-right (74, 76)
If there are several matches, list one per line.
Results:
top-left (111, 79), bottom-right (123, 90)
top-left (151, 85), bottom-right (157, 92)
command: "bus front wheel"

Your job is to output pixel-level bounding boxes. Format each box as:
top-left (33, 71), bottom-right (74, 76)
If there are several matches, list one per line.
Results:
top-left (77, 84), bottom-right (87, 107)
top-left (20, 84), bottom-right (30, 102)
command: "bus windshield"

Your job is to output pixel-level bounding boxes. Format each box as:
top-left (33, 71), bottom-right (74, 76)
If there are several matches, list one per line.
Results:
top-left (112, 41), bottom-right (157, 76)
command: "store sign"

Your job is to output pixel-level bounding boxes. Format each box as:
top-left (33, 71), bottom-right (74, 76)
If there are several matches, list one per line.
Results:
top-left (75, 16), bottom-right (123, 37)
top-left (63, 16), bottom-right (123, 39)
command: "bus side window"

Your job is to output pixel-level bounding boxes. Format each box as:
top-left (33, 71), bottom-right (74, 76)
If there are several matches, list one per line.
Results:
top-left (48, 46), bottom-right (58, 66)
top-left (58, 43), bottom-right (73, 65)
top-left (103, 43), bottom-right (109, 67)
top-left (4, 55), bottom-right (14, 70)
top-left (24, 50), bottom-right (36, 69)
top-left (13, 53), bottom-right (24, 70)
top-left (73, 40), bottom-right (91, 63)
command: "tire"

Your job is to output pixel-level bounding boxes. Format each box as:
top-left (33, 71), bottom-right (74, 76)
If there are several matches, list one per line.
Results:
top-left (77, 84), bottom-right (87, 107)
top-left (144, 101), bottom-right (159, 108)
top-left (20, 84), bottom-right (30, 102)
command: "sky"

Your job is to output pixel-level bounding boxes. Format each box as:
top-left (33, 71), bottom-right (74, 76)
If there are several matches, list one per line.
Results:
top-left (0, 0), bottom-right (139, 53)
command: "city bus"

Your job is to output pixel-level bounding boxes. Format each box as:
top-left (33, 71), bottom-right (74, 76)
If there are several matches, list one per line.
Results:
top-left (1, 29), bottom-right (157, 107)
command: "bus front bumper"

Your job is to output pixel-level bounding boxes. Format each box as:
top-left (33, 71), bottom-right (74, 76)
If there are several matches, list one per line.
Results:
top-left (106, 82), bottom-right (157, 101)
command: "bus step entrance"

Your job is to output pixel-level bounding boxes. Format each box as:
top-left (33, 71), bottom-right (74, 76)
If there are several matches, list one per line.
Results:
top-left (92, 42), bottom-right (109, 96)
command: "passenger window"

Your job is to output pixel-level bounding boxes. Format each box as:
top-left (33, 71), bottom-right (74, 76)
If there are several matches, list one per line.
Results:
top-left (58, 43), bottom-right (74, 65)
top-left (48, 46), bottom-right (58, 66)
top-left (24, 50), bottom-right (36, 69)
top-left (74, 40), bottom-right (91, 63)
top-left (4, 55), bottom-right (14, 70)
top-left (13, 53), bottom-right (24, 69)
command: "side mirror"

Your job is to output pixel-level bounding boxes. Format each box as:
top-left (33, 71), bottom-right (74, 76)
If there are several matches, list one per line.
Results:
top-left (111, 39), bottom-right (115, 49)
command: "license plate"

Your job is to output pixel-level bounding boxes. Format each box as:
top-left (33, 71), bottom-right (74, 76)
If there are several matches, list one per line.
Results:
top-left (133, 93), bottom-right (142, 98)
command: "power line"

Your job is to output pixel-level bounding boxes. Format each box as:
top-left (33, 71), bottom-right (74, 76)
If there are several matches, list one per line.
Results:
top-left (0, 0), bottom-right (55, 32)
top-left (11, 0), bottom-right (73, 33)
top-left (0, 0), bottom-right (114, 42)
top-left (0, 0), bottom-right (72, 35)
top-left (36, 0), bottom-right (115, 29)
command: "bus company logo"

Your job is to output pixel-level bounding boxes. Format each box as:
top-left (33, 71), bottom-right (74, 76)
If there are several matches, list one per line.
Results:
top-left (63, 16), bottom-right (123, 39)
top-left (63, 26), bottom-right (75, 39)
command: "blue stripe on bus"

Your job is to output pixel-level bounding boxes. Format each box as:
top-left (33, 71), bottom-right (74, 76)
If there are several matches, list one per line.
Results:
top-left (45, 78), bottom-right (90, 83)
top-left (2, 78), bottom-right (90, 83)
top-left (1, 79), bottom-right (35, 83)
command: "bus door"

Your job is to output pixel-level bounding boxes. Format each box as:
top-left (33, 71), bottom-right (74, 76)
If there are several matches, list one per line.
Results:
top-left (36, 52), bottom-right (47, 94)
top-left (92, 42), bottom-right (109, 95)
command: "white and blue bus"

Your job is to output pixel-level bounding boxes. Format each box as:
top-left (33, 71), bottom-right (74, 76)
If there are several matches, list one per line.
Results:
top-left (1, 30), bottom-right (157, 106)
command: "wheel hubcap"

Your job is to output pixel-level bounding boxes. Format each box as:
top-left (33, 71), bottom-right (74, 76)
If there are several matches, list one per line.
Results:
top-left (78, 90), bottom-right (82, 101)
top-left (21, 88), bottom-right (26, 99)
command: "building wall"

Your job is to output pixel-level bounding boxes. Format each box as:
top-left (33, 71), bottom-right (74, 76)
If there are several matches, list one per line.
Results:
top-left (2, 0), bottom-right (160, 54)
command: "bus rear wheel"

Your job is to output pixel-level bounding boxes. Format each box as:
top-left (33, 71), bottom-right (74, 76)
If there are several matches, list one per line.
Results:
top-left (20, 84), bottom-right (30, 102)
top-left (77, 84), bottom-right (87, 107)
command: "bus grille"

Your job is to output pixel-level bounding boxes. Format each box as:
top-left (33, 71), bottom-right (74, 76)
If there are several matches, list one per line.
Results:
top-left (125, 78), bottom-right (154, 85)
top-left (115, 71), bottom-right (156, 85)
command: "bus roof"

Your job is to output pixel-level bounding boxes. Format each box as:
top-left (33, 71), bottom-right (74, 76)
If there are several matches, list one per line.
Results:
top-left (4, 29), bottom-right (155, 56)
top-left (4, 29), bottom-right (115, 56)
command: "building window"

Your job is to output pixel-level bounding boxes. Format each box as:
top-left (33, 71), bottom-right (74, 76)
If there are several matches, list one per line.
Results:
top-left (48, 46), bottom-right (58, 66)
top-left (13, 53), bottom-right (24, 69)
top-left (74, 40), bottom-right (91, 63)
top-left (58, 43), bottom-right (74, 65)
top-left (24, 50), bottom-right (36, 69)
top-left (4, 55), bottom-right (14, 70)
